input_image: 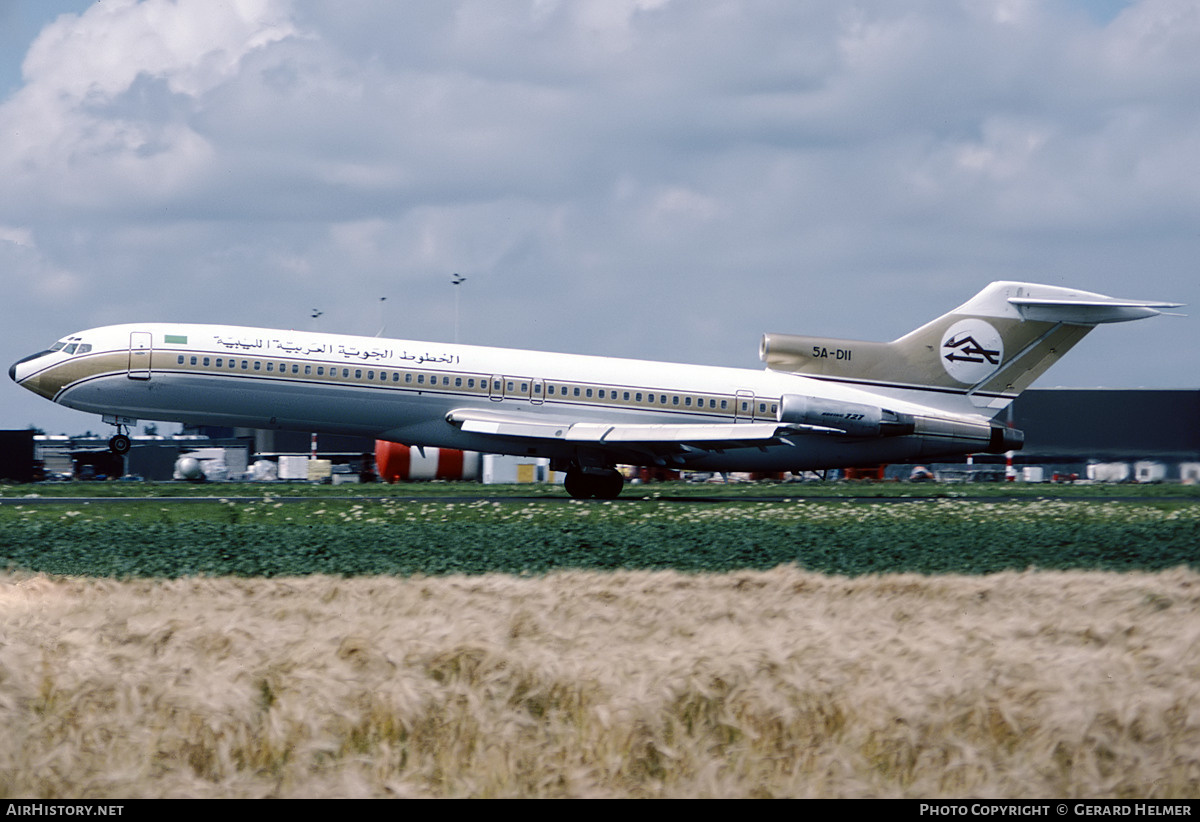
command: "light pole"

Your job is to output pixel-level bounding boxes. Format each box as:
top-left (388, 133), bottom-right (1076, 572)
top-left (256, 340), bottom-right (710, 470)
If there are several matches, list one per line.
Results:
top-left (452, 273), bottom-right (466, 343)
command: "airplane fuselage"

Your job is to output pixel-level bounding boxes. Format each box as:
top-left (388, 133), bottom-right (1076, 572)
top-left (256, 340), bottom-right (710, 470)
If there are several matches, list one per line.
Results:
top-left (9, 322), bottom-right (1002, 474)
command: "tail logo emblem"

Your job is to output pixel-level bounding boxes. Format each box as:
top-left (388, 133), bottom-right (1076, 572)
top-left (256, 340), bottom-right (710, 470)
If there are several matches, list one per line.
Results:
top-left (940, 319), bottom-right (1004, 384)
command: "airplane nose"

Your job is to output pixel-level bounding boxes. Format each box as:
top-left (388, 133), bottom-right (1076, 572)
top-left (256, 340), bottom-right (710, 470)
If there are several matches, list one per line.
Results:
top-left (10, 349), bottom-right (52, 384)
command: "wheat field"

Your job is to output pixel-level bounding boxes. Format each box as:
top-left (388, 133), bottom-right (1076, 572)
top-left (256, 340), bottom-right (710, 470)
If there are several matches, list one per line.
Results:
top-left (2, 567), bottom-right (1198, 798)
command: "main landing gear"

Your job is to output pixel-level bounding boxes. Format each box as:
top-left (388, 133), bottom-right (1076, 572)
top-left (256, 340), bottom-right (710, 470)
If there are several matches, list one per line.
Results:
top-left (564, 467), bottom-right (625, 500)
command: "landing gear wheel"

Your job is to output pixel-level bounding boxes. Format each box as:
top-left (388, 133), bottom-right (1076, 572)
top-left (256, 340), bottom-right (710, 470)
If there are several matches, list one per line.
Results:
top-left (564, 468), bottom-right (625, 499)
top-left (108, 434), bottom-right (131, 455)
top-left (594, 470), bottom-right (624, 500)
top-left (564, 470), bottom-right (591, 499)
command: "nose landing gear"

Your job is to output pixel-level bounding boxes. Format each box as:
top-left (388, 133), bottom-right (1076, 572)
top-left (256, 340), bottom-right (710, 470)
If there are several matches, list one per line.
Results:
top-left (101, 414), bottom-right (137, 455)
top-left (108, 432), bottom-right (132, 455)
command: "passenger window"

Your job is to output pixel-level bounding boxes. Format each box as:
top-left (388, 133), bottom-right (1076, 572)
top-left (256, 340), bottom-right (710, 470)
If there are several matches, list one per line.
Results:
top-left (253, 362), bottom-right (261, 371)
top-left (367, 370), bottom-right (374, 380)
top-left (266, 362), bottom-right (274, 372)
top-left (305, 365), bottom-right (312, 375)
top-left (467, 378), bottom-right (474, 388)
top-left (684, 397), bottom-right (691, 406)
top-left (177, 355), bottom-right (185, 365)
top-left (191, 356), bottom-right (198, 365)
top-left (455, 377), bottom-right (462, 387)
top-left (355, 370), bottom-right (362, 379)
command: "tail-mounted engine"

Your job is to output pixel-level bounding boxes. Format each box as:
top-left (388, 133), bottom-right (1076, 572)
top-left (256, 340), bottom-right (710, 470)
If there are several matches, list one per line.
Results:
top-left (777, 394), bottom-right (914, 437)
top-left (777, 393), bottom-right (1021, 454)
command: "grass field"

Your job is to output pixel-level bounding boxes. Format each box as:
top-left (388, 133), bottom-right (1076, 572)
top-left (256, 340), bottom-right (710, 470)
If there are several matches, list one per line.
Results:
top-left (1, 482), bottom-right (1197, 577)
top-left (1, 481), bottom-right (1198, 798)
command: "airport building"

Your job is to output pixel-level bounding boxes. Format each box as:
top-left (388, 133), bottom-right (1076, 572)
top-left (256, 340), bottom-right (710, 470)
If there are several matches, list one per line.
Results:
top-left (891, 388), bottom-right (1200, 482)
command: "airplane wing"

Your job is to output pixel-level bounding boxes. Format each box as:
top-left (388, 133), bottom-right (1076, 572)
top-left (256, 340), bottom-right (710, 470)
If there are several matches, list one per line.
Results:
top-left (445, 407), bottom-right (834, 458)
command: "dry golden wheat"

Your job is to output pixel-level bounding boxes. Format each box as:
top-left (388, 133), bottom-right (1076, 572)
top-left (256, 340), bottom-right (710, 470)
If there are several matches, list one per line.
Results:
top-left (1, 567), bottom-right (1197, 798)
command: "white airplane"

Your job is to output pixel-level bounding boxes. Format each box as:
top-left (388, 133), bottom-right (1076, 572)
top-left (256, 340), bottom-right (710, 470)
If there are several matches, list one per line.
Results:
top-left (9, 281), bottom-right (1179, 498)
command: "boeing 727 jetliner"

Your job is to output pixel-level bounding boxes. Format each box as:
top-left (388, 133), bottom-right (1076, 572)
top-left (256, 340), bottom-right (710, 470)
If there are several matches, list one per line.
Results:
top-left (9, 281), bottom-right (1179, 498)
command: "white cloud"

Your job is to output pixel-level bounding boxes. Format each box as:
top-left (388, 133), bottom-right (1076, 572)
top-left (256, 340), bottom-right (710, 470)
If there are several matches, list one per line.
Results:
top-left (1, 0), bottom-right (296, 217)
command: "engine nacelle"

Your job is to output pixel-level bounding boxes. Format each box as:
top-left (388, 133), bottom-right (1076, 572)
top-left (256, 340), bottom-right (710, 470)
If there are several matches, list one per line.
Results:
top-left (911, 417), bottom-right (1025, 455)
top-left (778, 394), bottom-right (899, 437)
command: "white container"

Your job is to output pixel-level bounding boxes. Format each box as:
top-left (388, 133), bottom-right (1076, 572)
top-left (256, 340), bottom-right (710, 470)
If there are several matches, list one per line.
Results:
top-left (1087, 462), bottom-right (1130, 483)
top-left (1134, 461), bottom-right (1166, 483)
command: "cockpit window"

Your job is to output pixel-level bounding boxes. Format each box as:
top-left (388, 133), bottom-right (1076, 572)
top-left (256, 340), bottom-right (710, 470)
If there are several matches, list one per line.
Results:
top-left (48, 339), bottom-right (91, 355)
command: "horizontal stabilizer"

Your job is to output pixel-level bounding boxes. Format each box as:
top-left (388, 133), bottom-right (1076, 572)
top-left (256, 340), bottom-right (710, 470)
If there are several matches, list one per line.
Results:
top-left (1008, 296), bottom-right (1183, 324)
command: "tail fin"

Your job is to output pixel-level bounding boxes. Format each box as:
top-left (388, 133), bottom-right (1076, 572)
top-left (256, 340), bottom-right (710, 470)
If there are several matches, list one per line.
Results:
top-left (760, 281), bottom-right (1180, 417)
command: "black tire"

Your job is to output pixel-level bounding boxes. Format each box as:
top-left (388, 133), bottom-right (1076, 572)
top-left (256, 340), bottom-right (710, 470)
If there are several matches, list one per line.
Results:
top-left (594, 470), bottom-right (625, 499)
top-left (108, 434), bottom-right (131, 455)
top-left (564, 470), bottom-right (592, 499)
top-left (566, 469), bottom-right (624, 499)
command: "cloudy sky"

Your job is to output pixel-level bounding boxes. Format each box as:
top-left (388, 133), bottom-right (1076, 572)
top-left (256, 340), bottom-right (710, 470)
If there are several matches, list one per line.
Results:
top-left (1, 0), bottom-right (1195, 434)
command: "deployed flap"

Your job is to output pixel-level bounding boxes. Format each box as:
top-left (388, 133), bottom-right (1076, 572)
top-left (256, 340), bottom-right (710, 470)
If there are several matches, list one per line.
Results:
top-left (446, 408), bottom-right (808, 449)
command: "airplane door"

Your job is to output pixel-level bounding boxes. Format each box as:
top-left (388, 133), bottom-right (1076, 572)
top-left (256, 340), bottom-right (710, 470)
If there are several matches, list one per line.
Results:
top-left (489, 374), bottom-right (504, 402)
top-left (128, 332), bottom-right (152, 380)
top-left (735, 389), bottom-right (755, 421)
